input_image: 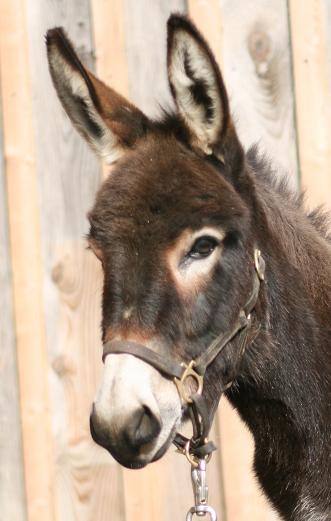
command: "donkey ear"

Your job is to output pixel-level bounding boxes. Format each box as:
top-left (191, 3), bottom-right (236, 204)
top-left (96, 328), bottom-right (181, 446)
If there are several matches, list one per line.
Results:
top-left (46, 28), bottom-right (148, 164)
top-left (167, 15), bottom-right (230, 156)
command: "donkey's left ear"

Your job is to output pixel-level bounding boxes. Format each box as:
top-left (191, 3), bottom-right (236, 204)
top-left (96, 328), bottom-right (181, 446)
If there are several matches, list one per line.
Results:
top-left (167, 15), bottom-right (230, 156)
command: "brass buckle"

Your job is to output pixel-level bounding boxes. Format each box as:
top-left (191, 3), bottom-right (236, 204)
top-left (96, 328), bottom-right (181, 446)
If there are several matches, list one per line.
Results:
top-left (174, 361), bottom-right (203, 404)
top-left (254, 248), bottom-right (265, 281)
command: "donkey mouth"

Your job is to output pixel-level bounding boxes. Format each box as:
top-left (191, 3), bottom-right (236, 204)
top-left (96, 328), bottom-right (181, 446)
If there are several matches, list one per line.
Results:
top-left (90, 410), bottom-right (179, 469)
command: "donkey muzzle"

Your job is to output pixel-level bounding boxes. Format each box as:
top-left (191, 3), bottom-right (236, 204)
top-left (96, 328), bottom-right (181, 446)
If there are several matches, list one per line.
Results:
top-left (90, 350), bottom-right (182, 467)
top-left (90, 402), bottom-right (162, 467)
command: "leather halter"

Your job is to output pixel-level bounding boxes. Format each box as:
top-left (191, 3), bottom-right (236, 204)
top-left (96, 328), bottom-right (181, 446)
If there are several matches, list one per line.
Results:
top-left (102, 249), bottom-right (265, 461)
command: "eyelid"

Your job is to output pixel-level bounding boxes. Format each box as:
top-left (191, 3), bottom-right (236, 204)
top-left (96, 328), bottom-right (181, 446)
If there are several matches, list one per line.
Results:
top-left (187, 234), bottom-right (220, 254)
top-left (178, 236), bottom-right (219, 269)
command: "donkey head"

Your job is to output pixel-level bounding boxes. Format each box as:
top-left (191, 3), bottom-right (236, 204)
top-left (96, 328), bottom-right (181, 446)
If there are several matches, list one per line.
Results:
top-left (47, 15), bottom-right (257, 469)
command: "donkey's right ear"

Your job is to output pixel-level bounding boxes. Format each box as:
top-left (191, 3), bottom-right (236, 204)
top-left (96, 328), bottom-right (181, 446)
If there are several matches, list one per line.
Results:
top-left (46, 28), bottom-right (148, 164)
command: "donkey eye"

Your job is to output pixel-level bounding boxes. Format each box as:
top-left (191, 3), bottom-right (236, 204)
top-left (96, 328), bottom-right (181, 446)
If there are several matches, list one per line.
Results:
top-left (188, 236), bottom-right (219, 259)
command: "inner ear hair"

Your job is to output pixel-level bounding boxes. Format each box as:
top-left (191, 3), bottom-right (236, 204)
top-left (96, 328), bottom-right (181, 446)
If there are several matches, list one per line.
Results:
top-left (46, 27), bottom-right (148, 163)
top-left (167, 15), bottom-right (230, 156)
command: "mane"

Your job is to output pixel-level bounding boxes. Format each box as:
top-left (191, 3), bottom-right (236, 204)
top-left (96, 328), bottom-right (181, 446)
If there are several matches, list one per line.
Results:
top-left (246, 145), bottom-right (331, 243)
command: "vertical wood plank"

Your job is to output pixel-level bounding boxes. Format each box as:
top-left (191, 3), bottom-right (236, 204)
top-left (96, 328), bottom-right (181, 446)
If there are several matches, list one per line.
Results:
top-left (188, 0), bottom-right (223, 66)
top-left (216, 1), bottom-right (295, 519)
top-left (220, 0), bottom-right (299, 189)
top-left (0, 68), bottom-right (27, 521)
top-left (90, 0), bottom-right (129, 178)
top-left (0, 2), bottom-right (55, 520)
top-left (91, 0), bottom-right (129, 96)
top-left (24, 2), bottom-right (126, 520)
top-left (123, 0), bottom-right (186, 117)
top-left (289, 0), bottom-right (331, 208)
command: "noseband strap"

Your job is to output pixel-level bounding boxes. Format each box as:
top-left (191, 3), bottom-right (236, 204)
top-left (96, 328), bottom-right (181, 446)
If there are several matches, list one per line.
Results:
top-left (102, 248), bottom-right (265, 461)
top-left (102, 340), bottom-right (185, 379)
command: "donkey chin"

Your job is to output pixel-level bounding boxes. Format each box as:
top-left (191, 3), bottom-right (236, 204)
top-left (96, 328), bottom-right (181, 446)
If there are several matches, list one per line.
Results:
top-left (90, 353), bottom-right (182, 469)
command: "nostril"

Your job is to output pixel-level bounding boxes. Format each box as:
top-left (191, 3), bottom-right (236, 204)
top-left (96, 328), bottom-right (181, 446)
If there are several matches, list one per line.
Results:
top-left (137, 405), bottom-right (162, 443)
top-left (126, 405), bottom-right (162, 448)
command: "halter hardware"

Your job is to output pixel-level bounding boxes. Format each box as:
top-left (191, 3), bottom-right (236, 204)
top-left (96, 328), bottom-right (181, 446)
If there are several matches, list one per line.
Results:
top-left (186, 458), bottom-right (217, 521)
top-left (101, 247), bottom-right (266, 520)
top-left (174, 361), bottom-right (204, 404)
top-left (254, 248), bottom-right (265, 281)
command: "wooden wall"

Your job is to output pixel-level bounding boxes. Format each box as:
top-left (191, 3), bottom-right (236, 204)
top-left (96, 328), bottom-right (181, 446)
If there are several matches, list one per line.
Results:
top-left (0, 1), bottom-right (330, 520)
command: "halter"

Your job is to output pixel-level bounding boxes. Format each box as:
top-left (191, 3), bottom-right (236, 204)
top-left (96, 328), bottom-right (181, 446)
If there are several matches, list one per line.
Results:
top-left (102, 248), bottom-right (265, 461)
top-left (102, 248), bottom-right (265, 520)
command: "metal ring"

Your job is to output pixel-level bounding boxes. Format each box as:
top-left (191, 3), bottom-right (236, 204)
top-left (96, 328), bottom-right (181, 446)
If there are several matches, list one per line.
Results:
top-left (174, 361), bottom-right (204, 404)
top-left (184, 440), bottom-right (199, 468)
top-left (183, 440), bottom-right (212, 467)
top-left (186, 505), bottom-right (217, 521)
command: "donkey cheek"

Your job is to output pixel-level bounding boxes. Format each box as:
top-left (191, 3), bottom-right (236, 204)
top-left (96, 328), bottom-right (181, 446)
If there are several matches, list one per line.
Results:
top-left (183, 293), bottom-right (212, 337)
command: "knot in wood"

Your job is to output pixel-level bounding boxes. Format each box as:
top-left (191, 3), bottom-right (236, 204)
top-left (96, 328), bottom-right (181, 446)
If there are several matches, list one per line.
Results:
top-left (51, 254), bottom-right (77, 294)
top-left (247, 29), bottom-right (272, 77)
top-left (52, 354), bottom-right (76, 377)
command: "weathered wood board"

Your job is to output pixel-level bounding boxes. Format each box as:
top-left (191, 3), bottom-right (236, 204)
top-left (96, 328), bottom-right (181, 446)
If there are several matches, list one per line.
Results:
top-left (24, 1), bottom-right (125, 520)
top-left (188, 0), bottom-right (223, 66)
top-left (0, 2), bottom-right (55, 520)
top-left (123, 0), bottom-right (186, 117)
top-left (0, 74), bottom-right (27, 521)
top-left (289, 0), bottom-right (331, 209)
top-left (220, 0), bottom-right (299, 190)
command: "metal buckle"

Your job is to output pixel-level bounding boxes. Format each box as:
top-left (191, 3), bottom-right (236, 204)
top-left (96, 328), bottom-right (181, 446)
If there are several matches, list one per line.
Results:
top-left (254, 248), bottom-right (265, 281)
top-left (174, 361), bottom-right (204, 404)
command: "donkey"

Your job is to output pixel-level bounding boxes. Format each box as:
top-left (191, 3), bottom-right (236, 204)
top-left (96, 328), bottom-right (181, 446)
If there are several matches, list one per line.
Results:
top-left (46, 14), bottom-right (331, 521)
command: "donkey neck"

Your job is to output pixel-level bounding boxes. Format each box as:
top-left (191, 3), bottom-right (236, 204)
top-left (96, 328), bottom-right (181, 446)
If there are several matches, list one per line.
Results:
top-left (226, 164), bottom-right (331, 519)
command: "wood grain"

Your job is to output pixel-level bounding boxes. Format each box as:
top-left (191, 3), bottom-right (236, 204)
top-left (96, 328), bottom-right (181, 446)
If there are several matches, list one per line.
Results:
top-left (220, 0), bottom-right (299, 189)
top-left (51, 245), bottom-right (125, 521)
top-left (0, 65), bottom-right (27, 521)
top-left (289, 0), bottom-right (331, 208)
top-left (0, 2), bottom-right (55, 520)
top-left (24, 1), bottom-right (125, 520)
